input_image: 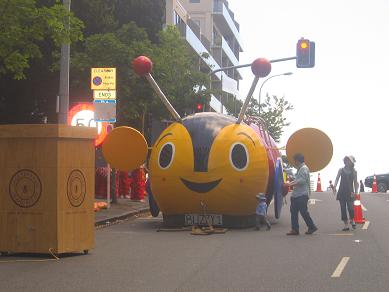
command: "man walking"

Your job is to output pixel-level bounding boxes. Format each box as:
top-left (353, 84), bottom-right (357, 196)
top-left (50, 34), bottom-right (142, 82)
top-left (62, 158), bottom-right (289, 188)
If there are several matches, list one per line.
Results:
top-left (285, 153), bottom-right (318, 235)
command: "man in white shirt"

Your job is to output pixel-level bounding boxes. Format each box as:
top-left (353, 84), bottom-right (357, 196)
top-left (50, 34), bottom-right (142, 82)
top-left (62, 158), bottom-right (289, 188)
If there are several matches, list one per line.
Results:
top-left (285, 153), bottom-right (318, 235)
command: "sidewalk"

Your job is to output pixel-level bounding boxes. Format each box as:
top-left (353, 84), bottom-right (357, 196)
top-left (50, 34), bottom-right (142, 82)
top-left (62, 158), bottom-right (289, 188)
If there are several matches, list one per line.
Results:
top-left (95, 198), bottom-right (150, 226)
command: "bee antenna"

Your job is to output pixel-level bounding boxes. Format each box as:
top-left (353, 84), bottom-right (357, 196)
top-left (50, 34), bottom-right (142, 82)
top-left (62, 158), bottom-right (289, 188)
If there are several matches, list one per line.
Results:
top-left (133, 56), bottom-right (181, 122)
top-left (236, 76), bottom-right (260, 124)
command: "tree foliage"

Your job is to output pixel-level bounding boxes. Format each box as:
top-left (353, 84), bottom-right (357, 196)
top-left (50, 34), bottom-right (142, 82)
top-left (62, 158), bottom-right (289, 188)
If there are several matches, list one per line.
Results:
top-left (0, 0), bottom-right (209, 127)
top-left (114, 0), bottom-right (166, 42)
top-left (223, 95), bottom-right (243, 117)
top-left (70, 24), bottom-right (210, 130)
top-left (0, 0), bottom-right (83, 79)
top-left (245, 94), bottom-right (293, 142)
top-left (152, 26), bottom-right (210, 118)
top-left (71, 22), bottom-right (154, 127)
top-left (71, 0), bottom-right (165, 41)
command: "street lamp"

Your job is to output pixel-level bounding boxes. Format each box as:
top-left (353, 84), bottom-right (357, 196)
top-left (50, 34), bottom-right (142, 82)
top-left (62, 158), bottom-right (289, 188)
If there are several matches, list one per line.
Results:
top-left (58, 0), bottom-right (71, 124)
top-left (258, 72), bottom-right (293, 114)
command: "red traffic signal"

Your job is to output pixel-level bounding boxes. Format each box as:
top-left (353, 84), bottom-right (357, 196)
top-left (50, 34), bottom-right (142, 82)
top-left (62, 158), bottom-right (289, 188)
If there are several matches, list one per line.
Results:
top-left (196, 103), bottom-right (203, 112)
top-left (296, 38), bottom-right (315, 68)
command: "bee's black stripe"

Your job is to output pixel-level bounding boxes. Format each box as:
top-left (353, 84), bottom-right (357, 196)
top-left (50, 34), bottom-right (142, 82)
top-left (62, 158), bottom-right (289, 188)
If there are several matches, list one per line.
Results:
top-left (182, 113), bottom-right (236, 172)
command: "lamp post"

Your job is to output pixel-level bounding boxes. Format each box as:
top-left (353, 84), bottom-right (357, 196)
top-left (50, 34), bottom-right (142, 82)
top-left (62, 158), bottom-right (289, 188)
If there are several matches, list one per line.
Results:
top-left (258, 72), bottom-right (293, 114)
top-left (58, 0), bottom-right (71, 124)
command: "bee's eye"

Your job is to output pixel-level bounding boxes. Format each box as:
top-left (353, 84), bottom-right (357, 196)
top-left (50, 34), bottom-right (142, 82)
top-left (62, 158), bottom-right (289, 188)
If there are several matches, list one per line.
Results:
top-left (230, 143), bottom-right (249, 171)
top-left (158, 142), bottom-right (175, 169)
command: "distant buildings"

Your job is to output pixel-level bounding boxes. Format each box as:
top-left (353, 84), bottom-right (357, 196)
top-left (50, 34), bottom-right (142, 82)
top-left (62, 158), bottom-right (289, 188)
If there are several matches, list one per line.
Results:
top-left (165, 0), bottom-right (243, 114)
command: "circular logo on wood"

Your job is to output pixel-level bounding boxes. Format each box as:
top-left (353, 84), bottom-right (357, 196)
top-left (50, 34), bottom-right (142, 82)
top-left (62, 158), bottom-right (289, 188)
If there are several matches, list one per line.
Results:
top-left (67, 170), bottom-right (86, 207)
top-left (9, 169), bottom-right (42, 208)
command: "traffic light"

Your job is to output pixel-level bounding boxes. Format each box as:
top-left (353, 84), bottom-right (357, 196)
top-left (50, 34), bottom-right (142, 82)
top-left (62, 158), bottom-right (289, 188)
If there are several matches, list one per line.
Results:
top-left (196, 102), bottom-right (203, 112)
top-left (296, 38), bottom-right (315, 68)
top-left (194, 93), bottom-right (206, 112)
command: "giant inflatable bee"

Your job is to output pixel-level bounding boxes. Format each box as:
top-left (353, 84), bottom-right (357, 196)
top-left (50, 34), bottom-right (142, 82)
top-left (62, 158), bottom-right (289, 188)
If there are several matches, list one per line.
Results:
top-left (102, 56), bottom-right (333, 227)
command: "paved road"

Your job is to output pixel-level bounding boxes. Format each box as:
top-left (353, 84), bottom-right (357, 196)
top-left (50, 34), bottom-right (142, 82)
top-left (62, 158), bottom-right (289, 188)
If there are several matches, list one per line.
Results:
top-left (1, 191), bottom-right (389, 292)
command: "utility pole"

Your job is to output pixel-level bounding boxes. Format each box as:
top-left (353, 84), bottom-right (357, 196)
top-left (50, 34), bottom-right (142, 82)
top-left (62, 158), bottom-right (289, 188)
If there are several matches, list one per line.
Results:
top-left (58, 0), bottom-right (71, 124)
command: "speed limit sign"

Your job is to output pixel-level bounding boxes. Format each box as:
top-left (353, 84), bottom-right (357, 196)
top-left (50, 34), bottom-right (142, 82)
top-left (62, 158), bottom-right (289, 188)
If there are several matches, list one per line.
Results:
top-left (68, 103), bottom-right (109, 146)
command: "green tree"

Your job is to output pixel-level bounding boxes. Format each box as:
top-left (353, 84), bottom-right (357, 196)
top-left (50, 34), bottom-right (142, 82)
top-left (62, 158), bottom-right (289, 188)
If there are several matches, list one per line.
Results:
top-left (224, 95), bottom-right (242, 117)
top-left (71, 22), bottom-right (154, 127)
top-left (152, 26), bottom-right (210, 118)
top-left (0, 1), bottom-right (209, 126)
top-left (71, 24), bottom-right (210, 132)
top-left (245, 94), bottom-right (293, 142)
top-left (114, 0), bottom-right (166, 42)
top-left (0, 0), bottom-right (84, 80)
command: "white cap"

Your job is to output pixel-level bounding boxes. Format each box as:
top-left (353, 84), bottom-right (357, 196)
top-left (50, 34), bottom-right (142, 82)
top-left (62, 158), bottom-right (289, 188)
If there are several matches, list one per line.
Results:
top-left (346, 155), bottom-right (356, 163)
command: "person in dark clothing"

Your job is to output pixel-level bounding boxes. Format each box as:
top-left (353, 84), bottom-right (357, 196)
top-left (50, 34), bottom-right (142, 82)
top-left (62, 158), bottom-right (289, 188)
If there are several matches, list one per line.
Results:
top-left (359, 180), bottom-right (365, 193)
top-left (333, 156), bottom-right (359, 231)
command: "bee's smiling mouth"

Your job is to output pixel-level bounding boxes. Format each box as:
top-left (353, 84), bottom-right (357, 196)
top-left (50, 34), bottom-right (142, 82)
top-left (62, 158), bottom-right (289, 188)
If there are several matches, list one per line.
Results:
top-left (180, 178), bottom-right (222, 193)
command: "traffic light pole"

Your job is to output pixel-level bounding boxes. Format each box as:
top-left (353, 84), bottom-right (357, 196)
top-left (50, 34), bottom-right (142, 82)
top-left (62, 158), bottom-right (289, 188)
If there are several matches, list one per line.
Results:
top-left (210, 56), bottom-right (296, 76)
top-left (209, 56), bottom-right (296, 117)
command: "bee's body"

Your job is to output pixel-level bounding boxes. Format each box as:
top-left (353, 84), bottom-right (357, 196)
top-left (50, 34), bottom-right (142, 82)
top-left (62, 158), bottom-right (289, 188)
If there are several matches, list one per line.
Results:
top-left (103, 56), bottom-right (333, 228)
top-left (149, 112), bottom-right (283, 227)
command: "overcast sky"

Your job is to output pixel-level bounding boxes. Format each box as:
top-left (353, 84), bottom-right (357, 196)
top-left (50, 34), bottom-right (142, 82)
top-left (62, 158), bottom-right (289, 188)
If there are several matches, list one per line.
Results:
top-left (228, 0), bottom-right (389, 188)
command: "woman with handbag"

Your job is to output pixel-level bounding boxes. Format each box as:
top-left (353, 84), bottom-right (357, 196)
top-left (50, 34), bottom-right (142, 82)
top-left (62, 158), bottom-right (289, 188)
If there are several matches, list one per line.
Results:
top-left (333, 156), bottom-right (359, 231)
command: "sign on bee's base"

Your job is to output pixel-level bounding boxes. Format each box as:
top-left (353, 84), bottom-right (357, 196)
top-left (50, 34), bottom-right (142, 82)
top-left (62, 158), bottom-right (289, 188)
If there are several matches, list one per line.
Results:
top-left (184, 214), bottom-right (223, 226)
top-left (163, 214), bottom-right (256, 228)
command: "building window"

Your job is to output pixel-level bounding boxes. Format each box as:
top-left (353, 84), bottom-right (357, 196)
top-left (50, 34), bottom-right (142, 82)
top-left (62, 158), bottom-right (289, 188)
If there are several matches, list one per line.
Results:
top-left (190, 0), bottom-right (200, 3)
top-left (174, 11), bottom-right (182, 25)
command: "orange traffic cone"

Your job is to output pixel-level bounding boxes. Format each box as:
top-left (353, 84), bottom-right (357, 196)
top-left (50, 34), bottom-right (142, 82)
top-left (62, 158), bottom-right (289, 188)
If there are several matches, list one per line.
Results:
top-left (372, 175), bottom-right (378, 193)
top-left (316, 173), bottom-right (323, 192)
top-left (353, 194), bottom-right (366, 224)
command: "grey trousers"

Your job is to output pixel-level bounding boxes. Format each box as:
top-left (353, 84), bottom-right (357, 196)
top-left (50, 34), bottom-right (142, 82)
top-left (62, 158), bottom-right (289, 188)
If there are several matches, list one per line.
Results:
top-left (256, 214), bottom-right (271, 229)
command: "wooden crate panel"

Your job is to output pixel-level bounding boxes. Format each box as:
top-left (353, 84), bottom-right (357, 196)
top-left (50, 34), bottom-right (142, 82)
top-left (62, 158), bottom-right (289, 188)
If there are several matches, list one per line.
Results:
top-left (0, 211), bottom-right (57, 253)
top-left (0, 125), bottom-right (96, 254)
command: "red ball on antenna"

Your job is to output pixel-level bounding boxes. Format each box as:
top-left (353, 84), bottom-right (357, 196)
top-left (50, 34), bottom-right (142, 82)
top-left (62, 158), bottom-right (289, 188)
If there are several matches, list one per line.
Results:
top-left (251, 58), bottom-right (271, 77)
top-left (132, 56), bottom-right (153, 76)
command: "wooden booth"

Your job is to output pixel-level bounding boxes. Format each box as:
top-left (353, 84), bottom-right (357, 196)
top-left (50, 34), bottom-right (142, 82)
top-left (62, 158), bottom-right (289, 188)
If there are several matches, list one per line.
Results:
top-left (0, 124), bottom-right (96, 254)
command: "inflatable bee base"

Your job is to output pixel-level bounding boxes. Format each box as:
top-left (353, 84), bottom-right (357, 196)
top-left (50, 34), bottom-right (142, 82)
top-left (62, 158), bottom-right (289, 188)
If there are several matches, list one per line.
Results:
top-left (163, 214), bottom-right (256, 229)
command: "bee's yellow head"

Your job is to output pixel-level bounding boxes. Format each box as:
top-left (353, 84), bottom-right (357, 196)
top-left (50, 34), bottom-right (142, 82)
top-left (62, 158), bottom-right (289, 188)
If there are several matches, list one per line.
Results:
top-left (149, 112), bottom-right (269, 215)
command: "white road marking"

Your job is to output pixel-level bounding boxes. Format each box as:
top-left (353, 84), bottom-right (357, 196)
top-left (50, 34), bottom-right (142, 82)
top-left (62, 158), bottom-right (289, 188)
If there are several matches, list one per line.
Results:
top-left (361, 204), bottom-right (367, 211)
top-left (362, 221), bottom-right (370, 230)
top-left (331, 257), bottom-right (350, 278)
top-left (328, 233), bottom-right (354, 236)
top-left (309, 198), bottom-right (322, 205)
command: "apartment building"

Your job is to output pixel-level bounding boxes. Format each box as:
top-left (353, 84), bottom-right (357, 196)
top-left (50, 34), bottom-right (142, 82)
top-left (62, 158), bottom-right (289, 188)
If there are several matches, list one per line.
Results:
top-left (165, 0), bottom-right (243, 114)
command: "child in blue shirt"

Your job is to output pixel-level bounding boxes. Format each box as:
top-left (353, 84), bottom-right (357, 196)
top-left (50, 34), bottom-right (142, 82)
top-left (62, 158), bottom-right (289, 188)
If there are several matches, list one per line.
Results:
top-left (255, 194), bottom-right (271, 231)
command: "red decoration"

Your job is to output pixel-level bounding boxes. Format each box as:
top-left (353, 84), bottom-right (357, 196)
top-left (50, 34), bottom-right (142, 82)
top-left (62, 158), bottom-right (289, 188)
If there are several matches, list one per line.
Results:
top-left (118, 171), bottom-right (131, 198)
top-left (132, 56), bottom-right (153, 76)
top-left (95, 167), bottom-right (108, 198)
top-left (130, 167), bottom-right (146, 201)
top-left (251, 58), bottom-right (272, 77)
